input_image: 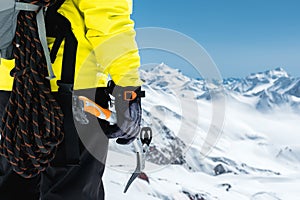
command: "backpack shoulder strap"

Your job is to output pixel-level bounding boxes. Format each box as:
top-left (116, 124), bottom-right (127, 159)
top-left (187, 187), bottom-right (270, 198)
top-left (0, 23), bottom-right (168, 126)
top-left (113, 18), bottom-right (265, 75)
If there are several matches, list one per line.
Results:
top-left (16, 2), bottom-right (56, 80)
top-left (45, 2), bottom-right (80, 166)
top-left (46, 1), bottom-right (77, 84)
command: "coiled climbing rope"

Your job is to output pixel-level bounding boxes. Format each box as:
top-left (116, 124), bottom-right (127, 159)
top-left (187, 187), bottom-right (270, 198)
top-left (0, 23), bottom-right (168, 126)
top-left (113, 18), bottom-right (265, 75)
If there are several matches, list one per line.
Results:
top-left (0, 0), bottom-right (64, 178)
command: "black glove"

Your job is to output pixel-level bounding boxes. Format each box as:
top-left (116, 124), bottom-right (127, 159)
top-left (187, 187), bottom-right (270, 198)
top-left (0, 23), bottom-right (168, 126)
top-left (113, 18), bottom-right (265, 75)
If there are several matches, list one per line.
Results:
top-left (95, 81), bottom-right (144, 145)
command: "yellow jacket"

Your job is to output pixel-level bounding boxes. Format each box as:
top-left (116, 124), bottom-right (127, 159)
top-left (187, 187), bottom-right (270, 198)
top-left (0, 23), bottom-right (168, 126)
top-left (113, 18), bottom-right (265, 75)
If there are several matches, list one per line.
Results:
top-left (0, 0), bottom-right (142, 91)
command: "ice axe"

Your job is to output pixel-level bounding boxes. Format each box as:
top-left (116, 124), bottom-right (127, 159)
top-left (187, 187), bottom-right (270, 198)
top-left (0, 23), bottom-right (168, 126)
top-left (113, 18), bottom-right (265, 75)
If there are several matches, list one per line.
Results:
top-left (72, 95), bottom-right (152, 193)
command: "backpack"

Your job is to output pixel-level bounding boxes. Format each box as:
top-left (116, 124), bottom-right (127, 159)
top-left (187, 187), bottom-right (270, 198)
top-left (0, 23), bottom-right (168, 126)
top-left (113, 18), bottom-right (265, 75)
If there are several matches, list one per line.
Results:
top-left (0, 0), bottom-right (21, 60)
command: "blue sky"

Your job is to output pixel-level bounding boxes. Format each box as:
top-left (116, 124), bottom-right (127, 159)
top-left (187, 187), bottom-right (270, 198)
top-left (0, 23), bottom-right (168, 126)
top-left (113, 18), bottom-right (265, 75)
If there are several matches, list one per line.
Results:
top-left (131, 0), bottom-right (300, 78)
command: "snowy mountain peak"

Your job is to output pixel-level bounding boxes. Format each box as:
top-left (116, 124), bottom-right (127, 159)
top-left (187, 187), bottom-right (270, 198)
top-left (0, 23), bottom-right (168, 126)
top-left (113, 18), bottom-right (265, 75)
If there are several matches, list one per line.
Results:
top-left (247, 67), bottom-right (289, 81)
top-left (215, 67), bottom-right (300, 110)
top-left (141, 63), bottom-right (191, 90)
top-left (265, 67), bottom-right (290, 78)
top-left (146, 63), bottom-right (182, 76)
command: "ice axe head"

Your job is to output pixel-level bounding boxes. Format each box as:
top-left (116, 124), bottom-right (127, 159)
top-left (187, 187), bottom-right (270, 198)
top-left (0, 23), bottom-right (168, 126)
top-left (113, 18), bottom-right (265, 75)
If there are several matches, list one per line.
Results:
top-left (72, 95), bottom-right (89, 124)
top-left (140, 127), bottom-right (152, 146)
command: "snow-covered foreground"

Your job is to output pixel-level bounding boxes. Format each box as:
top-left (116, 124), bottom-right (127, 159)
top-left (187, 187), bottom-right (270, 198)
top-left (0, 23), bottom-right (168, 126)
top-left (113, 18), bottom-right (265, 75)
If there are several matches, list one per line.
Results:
top-left (103, 65), bottom-right (300, 200)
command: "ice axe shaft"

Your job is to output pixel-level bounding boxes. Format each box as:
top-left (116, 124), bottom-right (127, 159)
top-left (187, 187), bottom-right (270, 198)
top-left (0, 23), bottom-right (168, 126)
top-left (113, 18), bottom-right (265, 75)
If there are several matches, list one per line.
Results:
top-left (72, 95), bottom-right (116, 124)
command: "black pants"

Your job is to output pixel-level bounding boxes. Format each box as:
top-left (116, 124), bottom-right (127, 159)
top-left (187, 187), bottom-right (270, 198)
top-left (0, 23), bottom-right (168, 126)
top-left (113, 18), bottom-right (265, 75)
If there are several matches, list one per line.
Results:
top-left (0, 90), bottom-right (108, 200)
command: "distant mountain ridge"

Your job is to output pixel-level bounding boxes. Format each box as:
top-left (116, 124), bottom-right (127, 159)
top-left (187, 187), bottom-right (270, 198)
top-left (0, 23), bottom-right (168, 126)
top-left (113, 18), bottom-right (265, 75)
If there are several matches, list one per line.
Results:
top-left (141, 64), bottom-right (300, 111)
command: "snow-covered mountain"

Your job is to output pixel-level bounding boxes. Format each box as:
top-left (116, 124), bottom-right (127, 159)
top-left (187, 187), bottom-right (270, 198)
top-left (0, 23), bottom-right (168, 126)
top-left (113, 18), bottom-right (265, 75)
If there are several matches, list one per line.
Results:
top-left (103, 64), bottom-right (300, 200)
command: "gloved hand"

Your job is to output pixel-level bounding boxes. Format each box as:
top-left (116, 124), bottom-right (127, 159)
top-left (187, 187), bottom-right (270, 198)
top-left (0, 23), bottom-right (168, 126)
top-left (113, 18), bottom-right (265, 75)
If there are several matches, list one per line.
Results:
top-left (95, 81), bottom-right (144, 145)
top-left (113, 84), bottom-right (143, 144)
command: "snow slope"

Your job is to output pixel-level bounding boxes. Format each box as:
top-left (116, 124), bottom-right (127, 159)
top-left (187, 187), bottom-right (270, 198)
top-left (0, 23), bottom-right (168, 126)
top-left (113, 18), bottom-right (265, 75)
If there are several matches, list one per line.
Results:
top-left (103, 64), bottom-right (300, 200)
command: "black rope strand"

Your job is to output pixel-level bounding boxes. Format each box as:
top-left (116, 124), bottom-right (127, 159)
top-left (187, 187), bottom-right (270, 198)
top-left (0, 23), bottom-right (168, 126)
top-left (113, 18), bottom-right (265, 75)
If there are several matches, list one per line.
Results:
top-left (0, 0), bottom-right (64, 178)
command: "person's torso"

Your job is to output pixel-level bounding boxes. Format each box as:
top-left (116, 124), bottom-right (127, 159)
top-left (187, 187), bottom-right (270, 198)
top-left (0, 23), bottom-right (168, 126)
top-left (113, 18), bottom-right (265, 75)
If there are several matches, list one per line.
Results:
top-left (0, 0), bottom-right (108, 91)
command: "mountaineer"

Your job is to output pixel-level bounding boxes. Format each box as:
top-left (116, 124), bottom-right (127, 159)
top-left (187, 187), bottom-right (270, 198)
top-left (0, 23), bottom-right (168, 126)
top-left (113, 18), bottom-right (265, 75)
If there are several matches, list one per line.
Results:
top-left (0, 0), bottom-right (143, 199)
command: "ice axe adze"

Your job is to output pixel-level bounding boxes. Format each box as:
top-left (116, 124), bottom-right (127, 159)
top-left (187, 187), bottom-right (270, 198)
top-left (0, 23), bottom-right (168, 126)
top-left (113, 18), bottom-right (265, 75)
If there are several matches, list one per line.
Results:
top-left (72, 95), bottom-right (152, 193)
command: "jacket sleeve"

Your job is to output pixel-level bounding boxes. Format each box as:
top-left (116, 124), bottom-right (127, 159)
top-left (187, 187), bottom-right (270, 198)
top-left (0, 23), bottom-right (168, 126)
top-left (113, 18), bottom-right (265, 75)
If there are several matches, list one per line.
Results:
top-left (78, 0), bottom-right (143, 87)
top-left (0, 59), bottom-right (14, 91)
